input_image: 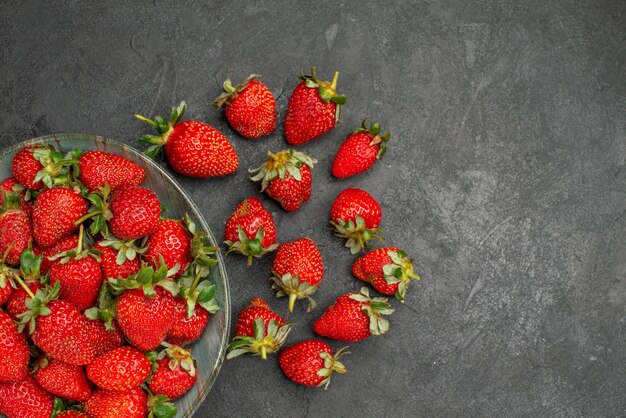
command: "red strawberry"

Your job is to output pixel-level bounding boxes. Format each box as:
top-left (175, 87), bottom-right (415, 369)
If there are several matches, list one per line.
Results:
top-left (271, 238), bottom-right (324, 312)
top-left (330, 188), bottom-right (383, 254)
top-left (148, 344), bottom-right (197, 400)
top-left (34, 357), bottom-right (92, 401)
top-left (332, 119), bottom-right (390, 178)
top-left (143, 218), bottom-right (191, 278)
top-left (85, 387), bottom-right (148, 418)
top-left (284, 67), bottom-right (346, 145)
top-left (32, 187), bottom-right (88, 248)
top-left (11, 145), bottom-right (81, 190)
top-left (353, 247), bottom-right (420, 302)
top-left (0, 177), bottom-right (33, 215)
top-left (227, 298), bottom-right (291, 360)
top-left (212, 75), bottom-right (276, 139)
top-left (6, 282), bottom-right (43, 320)
top-left (78, 150), bottom-right (146, 192)
top-left (0, 204), bottom-right (31, 266)
top-left (94, 240), bottom-right (141, 280)
top-left (166, 296), bottom-right (209, 347)
top-left (0, 375), bottom-right (54, 418)
top-left (34, 234), bottom-right (79, 274)
top-left (136, 101), bottom-right (239, 177)
top-left (0, 277), bottom-right (12, 306)
top-left (108, 185), bottom-right (161, 240)
top-left (84, 318), bottom-right (125, 357)
top-left (56, 412), bottom-right (89, 417)
top-left (278, 340), bottom-right (348, 388)
top-left (249, 149), bottom-right (317, 212)
top-left (11, 145), bottom-right (46, 190)
top-left (224, 197), bottom-right (278, 265)
top-left (313, 287), bottom-right (394, 342)
top-left (87, 346), bottom-right (151, 391)
top-left (0, 311), bottom-right (29, 382)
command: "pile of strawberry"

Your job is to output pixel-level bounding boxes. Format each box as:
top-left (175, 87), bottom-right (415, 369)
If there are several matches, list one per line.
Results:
top-left (0, 146), bottom-right (220, 417)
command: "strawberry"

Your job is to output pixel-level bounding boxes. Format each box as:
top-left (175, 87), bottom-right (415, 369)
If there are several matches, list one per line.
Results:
top-left (0, 277), bottom-right (12, 306)
top-left (34, 234), bottom-right (79, 274)
top-left (94, 239), bottom-right (142, 280)
top-left (330, 188), bottom-right (383, 254)
top-left (85, 387), bottom-right (148, 418)
top-left (0, 201), bottom-right (31, 266)
top-left (1, 249), bottom-right (42, 308)
top-left (249, 149), bottom-right (317, 212)
top-left (143, 218), bottom-right (191, 278)
top-left (353, 247), bottom-right (420, 302)
top-left (284, 67), bottom-right (346, 145)
top-left (87, 346), bottom-right (151, 391)
top-left (11, 145), bottom-right (46, 190)
top-left (108, 185), bottom-right (161, 240)
top-left (212, 74), bottom-right (276, 139)
top-left (332, 119), bottom-right (390, 178)
top-left (34, 357), bottom-right (92, 401)
top-left (11, 145), bottom-right (81, 190)
top-left (0, 177), bottom-right (33, 215)
top-left (271, 238), bottom-right (324, 312)
top-left (148, 344), bottom-right (197, 400)
top-left (278, 340), bottom-right (348, 388)
top-left (78, 150), bottom-right (146, 192)
top-left (32, 187), bottom-right (88, 248)
top-left (136, 101), bottom-right (239, 177)
top-left (6, 281), bottom-right (43, 320)
top-left (0, 375), bottom-right (54, 418)
top-left (227, 298), bottom-right (291, 360)
top-left (313, 287), bottom-right (394, 342)
top-left (224, 197), bottom-right (278, 264)
top-left (85, 318), bottom-right (125, 357)
top-left (165, 296), bottom-right (209, 347)
top-left (0, 311), bottom-right (29, 382)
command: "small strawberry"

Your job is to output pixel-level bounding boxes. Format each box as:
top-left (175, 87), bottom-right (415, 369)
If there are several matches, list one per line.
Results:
top-left (84, 317), bottom-right (125, 357)
top-left (0, 275), bottom-right (12, 306)
top-left (136, 101), bottom-right (239, 177)
top-left (6, 281), bottom-right (43, 320)
top-left (11, 145), bottom-right (81, 190)
top-left (1, 249), bottom-right (42, 308)
top-left (34, 357), bottom-right (92, 401)
top-left (313, 287), bottom-right (394, 342)
top-left (227, 298), bottom-right (291, 360)
top-left (0, 177), bottom-right (33, 215)
top-left (34, 234), bottom-right (79, 274)
top-left (78, 149), bottom-right (146, 192)
top-left (94, 239), bottom-right (142, 280)
top-left (0, 375), bottom-right (54, 418)
top-left (0, 193), bottom-right (32, 266)
top-left (330, 188), bottom-right (383, 254)
top-left (10, 145), bottom-right (46, 190)
top-left (224, 197), bottom-right (278, 265)
top-left (353, 247), bottom-right (420, 302)
top-left (284, 67), bottom-right (346, 145)
top-left (32, 186), bottom-right (88, 248)
top-left (165, 296), bottom-right (210, 347)
top-left (87, 346), bottom-right (151, 391)
top-left (332, 119), bottom-right (390, 178)
top-left (212, 74), bottom-right (276, 139)
top-left (278, 340), bottom-right (348, 388)
top-left (85, 387), bottom-right (148, 418)
top-left (148, 344), bottom-right (197, 400)
top-left (271, 238), bottom-right (324, 312)
top-left (143, 218), bottom-right (191, 278)
top-left (0, 310), bottom-right (29, 382)
top-left (249, 149), bottom-right (317, 212)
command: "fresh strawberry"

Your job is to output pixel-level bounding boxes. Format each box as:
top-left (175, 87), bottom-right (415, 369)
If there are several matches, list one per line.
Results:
top-left (34, 234), bottom-right (79, 274)
top-left (11, 145), bottom-right (46, 190)
top-left (0, 375), bottom-right (54, 418)
top-left (0, 311), bottom-right (29, 382)
top-left (353, 247), bottom-right (420, 302)
top-left (313, 287), bottom-right (394, 342)
top-left (330, 188), bottom-right (383, 254)
top-left (0, 277), bottom-right (12, 306)
top-left (87, 346), bottom-right (151, 391)
top-left (148, 344), bottom-right (197, 399)
top-left (136, 101), bottom-right (239, 177)
top-left (32, 187), bottom-right (88, 248)
top-left (94, 239), bottom-right (142, 280)
top-left (332, 119), bottom-right (390, 178)
top-left (1, 250), bottom-right (42, 308)
top-left (143, 218), bottom-right (191, 278)
top-left (34, 357), bottom-right (92, 401)
top-left (108, 185), bottom-right (161, 240)
top-left (78, 150), bottom-right (146, 192)
top-left (0, 192), bottom-right (32, 266)
top-left (0, 177), bottom-right (33, 215)
top-left (212, 74), bottom-right (276, 139)
top-left (271, 238), bottom-right (324, 312)
top-left (284, 67), bottom-right (346, 145)
top-left (6, 281), bottom-right (43, 320)
top-left (85, 387), bottom-right (148, 418)
top-left (249, 149), bottom-right (317, 212)
top-left (84, 318), bottom-right (125, 357)
top-left (224, 197), bottom-right (278, 264)
top-left (278, 340), bottom-right (348, 388)
top-left (11, 145), bottom-right (81, 190)
top-left (227, 298), bottom-right (291, 360)
top-left (165, 296), bottom-right (209, 347)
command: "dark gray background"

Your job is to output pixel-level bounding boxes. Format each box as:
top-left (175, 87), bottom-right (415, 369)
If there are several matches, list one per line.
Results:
top-left (1, 0), bottom-right (625, 417)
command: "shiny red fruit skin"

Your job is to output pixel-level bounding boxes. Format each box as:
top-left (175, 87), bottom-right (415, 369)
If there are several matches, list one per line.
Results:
top-left (85, 387), bottom-right (147, 418)
top-left (0, 177), bottom-right (33, 215)
top-left (32, 187), bottom-right (88, 248)
top-left (35, 358), bottom-right (92, 401)
top-left (353, 247), bottom-right (401, 295)
top-left (149, 356), bottom-right (197, 400)
top-left (166, 297), bottom-right (209, 346)
top-left (0, 283), bottom-right (12, 306)
top-left (143, 219), bottom-right (191, 278)
top-left (108, 186), bottom-right (161, 240)
top-left (165, 120), bottom-right (238, 177)
top-left (235, 298), bottom-right (285, 338)
top-left (313, 293), bottom-right (371, 342)
top-left (85, 318), bottom-right (125, 357)
top-left (225, 80), bottom-right (276, 139)
top-left (0, 311), bottom-right (30, 382)
top-left (94, 242), bottom-right (141, 280)
top-left (272, 238), bottom-right (324, 287)
top-left (265, 164), bottom-right (312, 212)
top-left (34, 234), bottom-right (79, 274)
top-left (11, 146), bottom-right (45, 190)
top-left (50, 256), bottom-right (103, 311)
top-left (224, 197), bottom-right (277, 246)
top-left (78, 150), bottom-right (146, 192)
top-left (87, 346), bottom-right (151, 391)
top-left (0, 375), bottom-right (54, 418)
top-left (284, 82), bottom-right (336, 145)
top-left (6, 282), bottom-right (43, 320)
top-left (278, 339), bottom-right (333, 386)
top-left (332, 132), bottom-right (378, 178)
top-left (0, 209), bottom-right (32, 266)
top-left (330, 188), bottom-right (382, 228)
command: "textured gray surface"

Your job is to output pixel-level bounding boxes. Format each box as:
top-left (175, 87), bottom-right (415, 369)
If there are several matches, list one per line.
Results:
top-left (1, 1), bottom-right (625, 417)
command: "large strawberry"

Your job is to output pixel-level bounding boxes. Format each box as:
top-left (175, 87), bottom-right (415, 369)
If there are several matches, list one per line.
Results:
top-left (84, 387), bottom-right (148, 418)
top-left (271, 238), bottom-right (324, 312)
top-left (0, 177), bottom-right (33, 215)
top-left (87, 346), bottom-right (151, 391)
top-left (330, 188), bottom-right (383, 254)
top-left (0, 375), bottom-right (54, 418)
top-left (332, 119), bottom-right (390, 178)
top-left (78, 149), bottom-right (146, 192)
top-left (212, 74), bottom-right (276, 139)
top-left (284, 67), bottom-right (346, 145)
top-left (313, 287), bottom-right (394, 342)
top-left (148, 344), bottom-right (197, 400)
top-left (32, 187), bottom-right (88, 248)
top-left (94, 239), bottom-right (142, 280)
top-left (0, 311), bottom-right (29, 382)
top-left (34, 357), bottom-right (92, 401)
top-left (249, 149), bottom-right (317, 212)
top-left (278, 340), bottom-right (348, 388)
top-left (227, 298), bottom-right (291, 360)
top-left (143, 218), bottom-right (191, 278)
top-left (11, 145), bottom-right (80, 190)
top-left (224, 197), bottom-right (278, 265)
top-left (353, 247), bottom-right (420, 302)
top-left (136, 101), bottom-right (239, 177)
top-left (85, 317), bottom-right (125, 357)
top-left (165, 296), bottom-right (210, 347)
top-left (0, 193), bottom-right (32, 266)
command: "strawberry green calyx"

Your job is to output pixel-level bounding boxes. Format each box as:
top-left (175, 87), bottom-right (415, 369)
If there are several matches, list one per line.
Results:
top-left (85, 281), bottom-right (117, 330)
top-left (0, 189), bottom-right (21, 210)
top-left (300, 66), bottom-right (346, 122)
top-left (349, 287), bottom-right (394, 335)
top-left (16, 281), bottom-right (61, 334)
top-left (147, 393), bottom-right (177, 418)
top-left (147, 342), bottom-right (197, 377)
top-left (224, 226), bottom-right (278, 265)
top-left (249, 149), bottom-right (317, 191)
top-left (212, 74), bottom-right (261, 109)
top-left (135, 101), bottom-right (187, 160)
top-left (31, 147), bottom-right (82, 189)
top-left (317, 346), bottom-right (349, 389)
top-left (109, 257), bottom-right (180, 298)
top-left (177, 263), bottom-right (220, 316)
top-left (74, 183), bottom-right (113, 236)
top-left (49, 224), bottom-right (101, 264)
top-left (271, 271), bottom-right (318, 313)
top-left (355, 118), bottom-right (391, 159)
top-left (99, 237), bottom-right (147, 265)
top-left (227, 318), bottom-right (292, 360)
top-left (18, 249), bottom-right (43, 281)
top-left (185, 213), bottom-right (219, 268)
top-left (330, 216), bottom-right (383, 254)
top-left (382, 250), bottom-right (420, 303)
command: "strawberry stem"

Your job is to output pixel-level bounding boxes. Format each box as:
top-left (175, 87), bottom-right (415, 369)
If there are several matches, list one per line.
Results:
top-left (77, 224), bottom-right (84, 253)
top-left (13, 274), bottom-right (35, 299)
top-left (74, 210), bottom-right (99, 226)
top-left (189, 266), bottom-right (205, 294)
top-left (288, 293), bottom-right (297, 313)
top-left (330, 71), bottom-right (339, 91)
top-left (260, 345), bottom-right (267, 360)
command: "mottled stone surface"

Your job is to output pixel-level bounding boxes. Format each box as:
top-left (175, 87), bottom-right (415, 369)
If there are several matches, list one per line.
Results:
top-left (1, 1), bottom-right (625, 416)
